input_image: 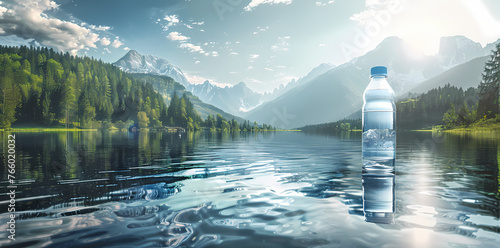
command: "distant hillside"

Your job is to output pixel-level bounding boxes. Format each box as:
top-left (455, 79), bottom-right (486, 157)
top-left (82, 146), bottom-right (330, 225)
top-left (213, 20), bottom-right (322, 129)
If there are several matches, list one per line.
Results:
top-left (247, 36), bottom-right (498, 129)
top-left (246, 63), bottom-right (367, 129)
top-left (301, 84), bottom-right (479, 131)
top-left (187, 81), bottom-right (262, 116)
top-left (129, 73), bottom-right (243, 123)
top-left (405, 56), bottom-right (489, 95)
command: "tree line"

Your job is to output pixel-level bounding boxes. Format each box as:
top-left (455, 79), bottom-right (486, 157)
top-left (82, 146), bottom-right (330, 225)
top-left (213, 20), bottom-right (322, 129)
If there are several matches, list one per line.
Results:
top-left (301, 119), bottom-right (361, 134)
top-left (204, 114), bottom-right (275, 131)
top-left (0, 45), bottom-right (272, 131)
top-left (397, 84), bottom-right (478, 129)
top-left (409, 42), bottom-right (500, 130)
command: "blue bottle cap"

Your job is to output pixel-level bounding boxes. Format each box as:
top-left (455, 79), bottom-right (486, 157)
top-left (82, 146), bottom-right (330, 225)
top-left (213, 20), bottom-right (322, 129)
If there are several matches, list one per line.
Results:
top-left (371, 66), bottom-right (387, 77)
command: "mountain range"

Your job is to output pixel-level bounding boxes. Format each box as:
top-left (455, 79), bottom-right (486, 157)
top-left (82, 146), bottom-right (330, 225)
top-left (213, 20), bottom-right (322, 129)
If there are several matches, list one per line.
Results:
top-left (115, 50), bottom-right (281, 116)
top-left (186, 81), bottom-right (264, 115)
top-left (114, 35), bottom-right (499, 129)
top-left (246, 35), bottom-right (499, 128)
top-left (183, 63), bottom-right (335, 117)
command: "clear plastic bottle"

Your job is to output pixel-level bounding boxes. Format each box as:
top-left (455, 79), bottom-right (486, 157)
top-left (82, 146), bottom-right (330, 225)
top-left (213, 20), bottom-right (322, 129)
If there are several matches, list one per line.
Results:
top-left (362, 66), bottom-right (396, 176)
top-left (362, 66), bottom-right (396, 224)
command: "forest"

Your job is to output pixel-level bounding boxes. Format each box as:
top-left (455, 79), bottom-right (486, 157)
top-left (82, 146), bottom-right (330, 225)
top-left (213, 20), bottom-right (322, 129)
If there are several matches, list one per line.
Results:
top-left (0, 45), bottom-right (270, 131)
top-left (300, 119), bottom-right (361, 134)
top-left (399, 42), bottom-right (500, 130)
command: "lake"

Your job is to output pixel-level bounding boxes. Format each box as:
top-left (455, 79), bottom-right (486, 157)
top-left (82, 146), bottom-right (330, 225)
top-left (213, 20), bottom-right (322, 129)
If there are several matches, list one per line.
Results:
top-left (0, 130), bottom-right (498, 247)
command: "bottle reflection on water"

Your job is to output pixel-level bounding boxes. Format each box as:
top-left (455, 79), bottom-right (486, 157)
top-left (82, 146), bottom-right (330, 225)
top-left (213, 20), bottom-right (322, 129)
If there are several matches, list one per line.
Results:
top-left (362, 173), bottom-right (395, 224)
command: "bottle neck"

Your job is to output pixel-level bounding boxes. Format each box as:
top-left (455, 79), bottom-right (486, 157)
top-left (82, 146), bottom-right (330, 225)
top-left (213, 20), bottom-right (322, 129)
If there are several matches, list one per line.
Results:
top-left (367, 76), bottom-right (393, 91)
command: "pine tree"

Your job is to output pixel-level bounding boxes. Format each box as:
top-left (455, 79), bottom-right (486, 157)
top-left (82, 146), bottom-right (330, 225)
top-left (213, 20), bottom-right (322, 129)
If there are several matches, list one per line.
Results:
top-left (478, 43), bottom-right (500, 119)
top-left (0, 75), bottom-right (22, 129)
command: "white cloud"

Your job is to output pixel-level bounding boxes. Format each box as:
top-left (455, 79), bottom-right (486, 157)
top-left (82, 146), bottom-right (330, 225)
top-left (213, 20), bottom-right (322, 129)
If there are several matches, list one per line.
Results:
top-left (180, 42), bottom-right (204, 53)
top-left (271, 36), bottom-right (291, 52)
top-left (350, 0), bottom-right (403, 26)
top-left (100, 37), bottom-right (111, 46)
top-left (166, 31), bottom-right (190, 41)
top-left (184, 73), bottom-right (230, 88)
top-left (166, 31), bottom-right (219, 57)
top-left (250, 54), bottom-right (260, 59)
top-left (244, 0), bottom-right (293, 11)
top-left (163, 14), bottom-right (179, 24)
top-left (111, 37), bottom-right (124, 48)
top-left (185, 24), bottom-right (193, 29)
top-left (195, 60), bottom-right (200, 64)
top-left (264, 67), bottom-right (274, 71)
top-left (253, 26), bottom-right (270, 35)
top-left (318, 43), bottom-right (326, 47)
top-left (162, 14), bottom-right (180, 31)
top-left (315, 0), bottom-right (334, 6)
top-left (192, 21), bottom-right (204, 26)
top-left (0, 0), bottom-right (100, 54)
top-left (230, 52), bottom-right (238, 55)
top-left (104, 47), bottom-right (111, 54)
top-left (89, 24), bottom-right (112, 31)
top-left (123, 47), bottom-right (130, 51)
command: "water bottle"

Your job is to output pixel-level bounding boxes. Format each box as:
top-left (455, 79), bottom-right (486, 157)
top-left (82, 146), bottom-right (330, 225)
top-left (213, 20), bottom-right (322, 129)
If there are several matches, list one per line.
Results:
top-left (362, 66), bottom-right (396, 175)
top-left (362, 66), bottom-right (396, 224)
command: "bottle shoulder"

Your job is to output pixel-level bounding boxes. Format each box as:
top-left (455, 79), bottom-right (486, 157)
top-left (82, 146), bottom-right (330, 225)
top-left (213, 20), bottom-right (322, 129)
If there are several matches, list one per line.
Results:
top-left (364, 78), bottom-right (395, 99)
top-left (365, 78), bottom-right (394, 90)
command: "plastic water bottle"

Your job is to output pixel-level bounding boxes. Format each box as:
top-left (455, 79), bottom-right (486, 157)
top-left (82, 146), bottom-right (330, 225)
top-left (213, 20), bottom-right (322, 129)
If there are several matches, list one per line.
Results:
top-left (362, 66), bottom-right (396, 175)
top-left (362, 66), bottom-right (396, 224)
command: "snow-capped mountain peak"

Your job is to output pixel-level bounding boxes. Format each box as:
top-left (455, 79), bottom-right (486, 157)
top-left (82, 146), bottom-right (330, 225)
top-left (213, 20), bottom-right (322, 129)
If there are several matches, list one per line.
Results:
top-left (114, 50), bottom-right (190, 86)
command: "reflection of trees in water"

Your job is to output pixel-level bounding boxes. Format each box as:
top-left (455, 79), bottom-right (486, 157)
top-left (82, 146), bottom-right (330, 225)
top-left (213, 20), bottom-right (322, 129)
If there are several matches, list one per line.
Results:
top-left (441, 133), bottom-right (498, 190)
top-left (0, 131), bottom-right (203, 213)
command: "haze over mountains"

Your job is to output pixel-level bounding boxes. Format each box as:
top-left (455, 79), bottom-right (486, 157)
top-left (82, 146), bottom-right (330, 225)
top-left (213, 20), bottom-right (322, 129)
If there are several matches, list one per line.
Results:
top-left (246, 35), bottom-right (499, 128)
top-left (114, 35), bottom-right (499, 129)
top-left (186, 62), bottom-right (336, 116)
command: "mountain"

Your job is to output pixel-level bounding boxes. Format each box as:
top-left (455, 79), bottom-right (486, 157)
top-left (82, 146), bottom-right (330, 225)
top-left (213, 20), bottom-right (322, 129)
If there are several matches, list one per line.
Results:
top-left (246, 63), bottom-right (367, 129)
top-left (437, 35), bottom-right (484, 68)
top-left (186, 63), bottom-right (336, 117)
top-left (346, 55), bottom-right (491, 121)
top-left (245, 36), bottom-right (498, 129)
top-left (129, 73), bottom-right (243, 122)
top-left (405, 55), bottom-right (489, 95)
top-left (350, 36), bottom-right (441, 94)
top-left (114, 50), bottom-right (190, 86)
top-left (186, 81), bottom-right (262, 116)
top-left (275, 63), bottom-right (336, 97)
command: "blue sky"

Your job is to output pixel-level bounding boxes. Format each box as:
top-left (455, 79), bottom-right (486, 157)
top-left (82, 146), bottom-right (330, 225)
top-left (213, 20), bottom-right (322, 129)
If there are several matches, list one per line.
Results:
top-left (0, 0), bottom-right (499, 92)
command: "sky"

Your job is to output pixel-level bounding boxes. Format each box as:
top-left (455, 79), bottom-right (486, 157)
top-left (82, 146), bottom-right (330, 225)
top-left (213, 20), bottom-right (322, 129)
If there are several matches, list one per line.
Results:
top-left (0, 0), bottom-right (499, 93)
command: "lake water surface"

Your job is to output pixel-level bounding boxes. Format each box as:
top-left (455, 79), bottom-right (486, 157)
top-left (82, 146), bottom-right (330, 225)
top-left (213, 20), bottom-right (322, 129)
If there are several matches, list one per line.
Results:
top-left (0, 131), bottom-right (498, 247)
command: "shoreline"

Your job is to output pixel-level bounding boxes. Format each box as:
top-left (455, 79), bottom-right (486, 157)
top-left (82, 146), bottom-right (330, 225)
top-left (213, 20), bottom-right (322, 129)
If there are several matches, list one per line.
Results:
top-left (0, 127), bottom-right (301, 133)
top-left (0, 128), bottom-right (98, 132)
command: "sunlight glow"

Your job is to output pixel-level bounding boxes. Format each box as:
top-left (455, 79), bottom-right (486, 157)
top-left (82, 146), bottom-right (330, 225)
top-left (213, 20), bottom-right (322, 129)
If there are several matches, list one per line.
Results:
top-left (462, 0), bottom-right (500, 38)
